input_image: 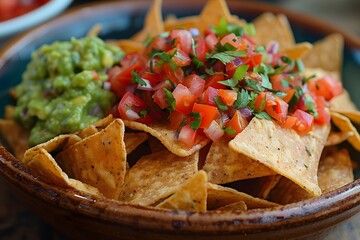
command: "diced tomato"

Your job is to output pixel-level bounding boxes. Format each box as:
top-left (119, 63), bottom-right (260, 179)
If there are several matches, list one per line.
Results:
top-left (108, 53), bottom-right (146, 98)
top-left (313, 95), bottom-right (331, 124)
top-left (162, 63), bottom-right (185, 84)
top-left (118, 92), bottom-right (146, 120)
top-left (271, 74), bottom-right (290, 91)
top-left (183, 74), bottom-right (205, 98)
top-left (169, 111), bottom-right (185, 129)
top-left (264, 94), bottom-right (288, 123)
top-left (153, 88), bottom-right (168, 109)
top-left (307, 75), bottom-right (343, 101)
top-left (192, 103), bottom-right (218, 129)
top-left (167, 48), bottom-right (191, 67)
top-left (218, 89), bottom-right (237, 106)
top-left (281, 89), bottom-right (295, 103)
top-left (144, 36), bottom-right (167, 56)
top-left (242, 53), bottom-right (263, 70)
top-left (170, 29), bottom-right (193, 55)
top-left (202, 86), bottom-right (219, 106)
top-left (212, 60), bottom-right (225, 73)
top-left (254, 92), bottom-right (266, 111)
top-left (172, 84), bottom-right (196, 114)
top-left (220, 33), bottom-right (247, 50)
top-left (225, 110), bottom-right (248, 138)
top-left (282, 116), bottom-right (298, 129)
top-left (140, 71), bottom-right (164, 86)
top-left (292, 109), bottom-right (314, 134)
top-left (205, 33), bottom-right (218, 50)
top-left (193, 36), bottom-right (208, 62)
top-left (178, 124), bottom-right (198, 147)
top-left (205, 74), bottom-right (226, 89)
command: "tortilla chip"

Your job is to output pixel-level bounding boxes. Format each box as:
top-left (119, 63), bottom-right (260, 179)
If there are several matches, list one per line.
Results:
top-left (198, 0), bottom-right (232, 32)
top-left (282, 42), bottom-right (312, 60)
top-left (110, 40), bottom-right (144, 54)
top-left (331, 112), bottom-right (360, 151)
top-left (302, 33), bottom-right (344, 73)
top-left (4, 105), bottom-right (14, 120)
top-left (24, 146), bottom-right (101, 196)
top-left (124, 132), bottom-right (148, 154)
top-left (156, 170), bottom-right (207, 212)
top-left (55, 119), bottom-right (127, 199)
top-left (124, 120), bottom-right (211, 157)
top-left (164, 16), bottom-right (200, 31)
top-left (202, 137), bottom-right (275, 184)
top-left (330, 90), bottom-right (358, 111)
top-left (253, 13), bottom-right (295, 51)
top-left (87, 24), bottom-right (102, 38)
top-left (131, 0), bottom-right (163, 42)
top-left (207, 183), bottom-right (278, 210)
top-left (215, 201), bottom-right (247, 211)
top-left (269, 147), bottom-right (354, 204)
top-left (229, 118), bottom-right (330, 196)
top-left (76, 115), bottom-right (115, 139)
top-left (326, 131), bottom-right (353, 146)
top-left (0, 120), bottom-right (29, 160)
top-left (120, 150), bottom-right (198, 206)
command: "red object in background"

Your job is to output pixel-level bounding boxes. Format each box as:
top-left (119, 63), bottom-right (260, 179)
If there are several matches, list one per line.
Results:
top-left (0, 0), bottom-right (49, 22)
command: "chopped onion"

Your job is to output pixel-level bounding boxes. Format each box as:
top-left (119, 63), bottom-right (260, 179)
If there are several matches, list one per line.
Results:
top-left (125, 109), bottom-right (140, 120)
top-left (240, 107), bottom-right (252, 118)
top-left (103, 81), bottom-right (112, 90)
top-left (189, 28), bottom-right (200, 37)
top-left (137, 79), bottom-right (153, 91)
top-left (204, 120), bottom-right (224, 142)
top-left (267, 41), bottom-right (279, 54)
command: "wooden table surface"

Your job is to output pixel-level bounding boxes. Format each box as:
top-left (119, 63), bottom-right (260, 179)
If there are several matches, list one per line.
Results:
top-left (0, 0), bottom-right (359, 239)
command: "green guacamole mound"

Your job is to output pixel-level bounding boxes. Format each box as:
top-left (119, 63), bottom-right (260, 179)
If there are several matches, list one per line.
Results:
top-left (13, 37), bottom-right (124, 146)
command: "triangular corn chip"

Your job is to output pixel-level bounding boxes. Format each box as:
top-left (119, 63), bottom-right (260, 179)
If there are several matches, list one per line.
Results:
top-left (124, 120), bottom-right (210, 157)
top-left (282, 42), bottom-right (312, 59)
top-left (131, 0), bottom-right (163, 42)
top-left (302, 33), bottom-right (344, 73)
top-left (156, 170), bottom-right (207, 212)
top-left (215, 201), bottom-right (247, 211)
top-left (207, 183), bottom-right (278, 210)
top-left (110, 40), bottom-right (144, 54)
top-left (229, 118), bottom-right (330, 196)
top-left (198, 0), bottom-right (232, 32)
top-left (56, 119), bottom-right (127, 199)
top-left (202, 137), bottom-right (275, 184)
top-left (326, 131), bottom-right (354, 146)
top-left (0, 120), bottom-right (29, 160)
top-left (331, 112), bottom-right (360, 151)
top-left (120, 150), bottom-right (198, 206)
top-left (124, 132), bottom-right (148, 154)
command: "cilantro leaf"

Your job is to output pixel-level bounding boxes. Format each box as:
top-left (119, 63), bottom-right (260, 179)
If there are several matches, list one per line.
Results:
top-left (254, 111), bottom-right (271, 120)
top-left (245, 79), bottom-right (264, 92)
top-left (304, 94), bottom-right (319, 118)
top-left (214, 96), bottom-right (228, 111)
top-left (163, 88), bottom-right (175, 111)
top-left (233, 89), bottom-right (250, 109)
top-left (233, 65), bottom-right (249, 80)
top-left (131, 71), bottom-right (147, 86)
top-left (260, 73), bottom-right (272, 89)
top-left (296, 59), bottom-right (304, 72)
top-left (189, 112), bottom-right (201, 130)
top-left (224, 126), bottom-right (236, 135)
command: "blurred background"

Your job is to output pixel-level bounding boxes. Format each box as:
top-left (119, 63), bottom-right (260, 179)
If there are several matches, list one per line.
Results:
top-left (0, 0), bottom-right (359, 239)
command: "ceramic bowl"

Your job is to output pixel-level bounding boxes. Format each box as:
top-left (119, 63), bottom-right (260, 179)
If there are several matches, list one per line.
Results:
top-left (0, 1), bottom-right (359, 239)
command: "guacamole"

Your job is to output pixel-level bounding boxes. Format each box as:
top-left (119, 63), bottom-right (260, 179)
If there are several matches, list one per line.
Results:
top-left (13, 37), bottom-right (124, 146)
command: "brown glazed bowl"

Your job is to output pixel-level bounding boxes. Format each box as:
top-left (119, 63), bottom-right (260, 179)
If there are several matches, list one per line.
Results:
top-left (0, 1), bottom-right (359, 239)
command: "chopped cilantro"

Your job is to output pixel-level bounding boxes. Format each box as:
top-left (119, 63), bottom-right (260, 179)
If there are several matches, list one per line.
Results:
top-left (260, 73), bottom-right (272, 89)
top-left (139, 110), bottom-right (148, 118)
top-left (163, 88), bottom-right (175, 111)
top-left (304, 94), bottom-right (319, 118)
top-left (245, 79), bottom-right (264, 92)
top-left (254, 111), bottom-right (271, 120)
top-left (208, 50), bottom-right (246, 64)
top-left (233, 65), bottom-right (249, 80)
top-left (234, 89), bottom-right (250, 109)
top-left (131, 71), bottom-right (147, 86)
top-left (189, 112), bottom-right (201, 130)
top-left (224, 126), bottom-right (236, 135)
top-left (296, 59), bottom-right (304, 72)
top-left (214, 96), bottom-right (228, 111)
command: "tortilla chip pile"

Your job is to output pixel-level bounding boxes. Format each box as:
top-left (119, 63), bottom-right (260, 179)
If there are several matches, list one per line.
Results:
top-left (0, 0), bottom-right (359, 212)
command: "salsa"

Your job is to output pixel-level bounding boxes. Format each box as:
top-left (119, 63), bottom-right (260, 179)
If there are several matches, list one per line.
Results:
top-left (107, 19), bottom-right (343, 147)
top-left (13, 37), bottom-right (124, 146)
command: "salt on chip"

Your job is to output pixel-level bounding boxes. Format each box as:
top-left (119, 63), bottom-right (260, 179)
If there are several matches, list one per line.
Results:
top-left (198, 0), bottom-right (232, 32)
top-left (215, 201), bottom-right (247, 212)
top-left (207, 183), bottom-right (278, 210)
top-left (123, 120), bottom-right (210, 157)
top-left (131, 0), bottom-right (164, 42)
top-left (282, 42), bottom-right (312, 60)
top-left (202, 137), bottom-right (275, 184)
top-left (156, 170), bottom-right (207, 212)
top-left (55, 119), bottom-right (127, 199)
top-left (302, 33), bottom-right (344, 73)
top-left (269, 147), bottom-right (354, 204)
top-left (331, 112), bottom-right (360, 151)
top-left (253, 13), bottom-right (295, 51)
top-left (120, 150), bottom-right (198, 206)
top-left (0, 120), bottom-right (29, 160)
top-left (229, 118), bottom-right (330, 196)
